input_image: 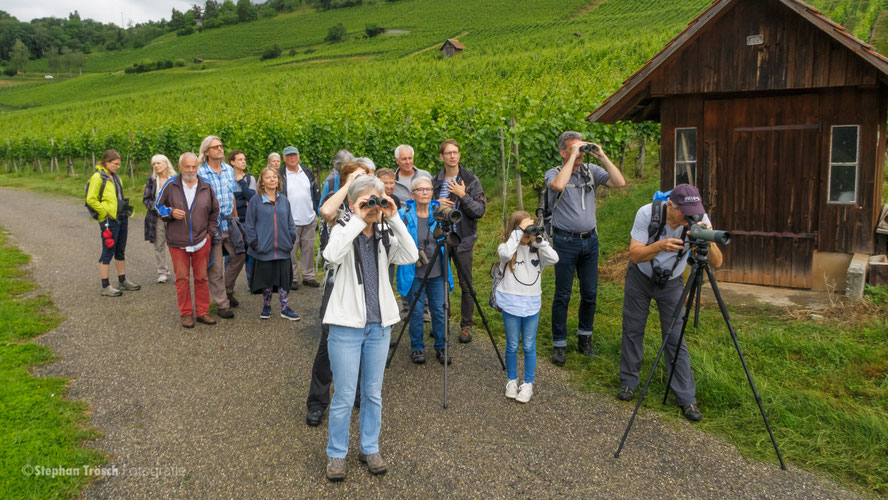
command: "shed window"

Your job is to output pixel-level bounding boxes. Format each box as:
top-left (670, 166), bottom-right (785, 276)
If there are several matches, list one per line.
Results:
top-left (675, 128), bottom-right (697, 186)
top-left (828, 125), bottom-right (859, 203)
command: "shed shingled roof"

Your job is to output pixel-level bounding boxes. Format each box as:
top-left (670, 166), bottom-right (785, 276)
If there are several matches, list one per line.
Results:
top-left (587, 0), bottom-right (888, 123)
top-left (442, 39), bottom-right (465, 50)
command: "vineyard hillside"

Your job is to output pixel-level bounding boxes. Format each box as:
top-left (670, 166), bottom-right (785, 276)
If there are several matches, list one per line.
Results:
top-left (0, 0), bottom-right (885, 182)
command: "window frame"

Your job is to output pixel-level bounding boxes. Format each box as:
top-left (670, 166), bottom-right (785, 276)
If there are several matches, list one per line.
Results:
top-left (674, 127), bottom-right (698, 186)
top-left (826, 124), bottom-right (860, 205)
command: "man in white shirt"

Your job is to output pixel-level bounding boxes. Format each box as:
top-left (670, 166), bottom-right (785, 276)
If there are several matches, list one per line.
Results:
top-left (278, 146), bottom-right (321, 289)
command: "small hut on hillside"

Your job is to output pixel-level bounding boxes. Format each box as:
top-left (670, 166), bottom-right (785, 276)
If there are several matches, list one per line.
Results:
top-left (441, 39), bottom-right (465, 58)
top-left (588, 0), bottom-right (888, 290)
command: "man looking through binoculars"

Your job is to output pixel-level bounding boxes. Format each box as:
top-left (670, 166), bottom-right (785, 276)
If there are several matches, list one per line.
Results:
top-left (617, 184), bottom-right (723, 422)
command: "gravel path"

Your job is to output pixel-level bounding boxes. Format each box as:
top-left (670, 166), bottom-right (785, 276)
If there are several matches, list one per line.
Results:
top-left (0, 187), bottom-right (863, 499)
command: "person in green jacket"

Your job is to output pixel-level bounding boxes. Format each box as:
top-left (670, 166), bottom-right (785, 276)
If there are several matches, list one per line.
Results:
top-left (86, 149), bottom-right (141, 296)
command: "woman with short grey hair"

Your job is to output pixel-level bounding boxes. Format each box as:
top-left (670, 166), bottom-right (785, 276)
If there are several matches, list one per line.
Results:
top-left (321, 174), bottom-right (418, 481)
top-left (267, 152), bottom-right (281, 170)
top-left (143, 154), bottom-right (177, 283)
top-left (355, 157), bottom-right (376, 173)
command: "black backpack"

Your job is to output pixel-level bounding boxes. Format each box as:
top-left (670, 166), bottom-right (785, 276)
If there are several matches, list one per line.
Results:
top-left (84, 173), bottom-right (110, 220)
top-left (647, 199), bottom-right (667, 244)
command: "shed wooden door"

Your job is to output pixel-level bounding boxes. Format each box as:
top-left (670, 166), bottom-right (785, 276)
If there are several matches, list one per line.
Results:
top-left (704, 97), bottom-right (821, 288)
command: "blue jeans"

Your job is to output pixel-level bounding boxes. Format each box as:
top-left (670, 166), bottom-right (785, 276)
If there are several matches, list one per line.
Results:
top-left (502, 311), bottom-right (539, 383)
top-left (408, 276), bottom-right (447, 352)
top-left (551, 232), bottom-right (599, 347)
top-left (326, 323), bottom-right (391, 459)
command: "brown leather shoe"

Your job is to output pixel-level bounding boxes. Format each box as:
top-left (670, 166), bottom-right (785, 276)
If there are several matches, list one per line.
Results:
top-left (181, 315), bottom-right (195, 329)
top-left (196, 314), bottom-right (217, 325)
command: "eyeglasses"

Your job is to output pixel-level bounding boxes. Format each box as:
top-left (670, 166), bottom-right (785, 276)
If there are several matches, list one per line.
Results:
top-left (209, 144), bottom-right (224, 150)
top-left (442, 151), bottom-right (460, 156)
top-left (412, 187), bottom-right (433, 193)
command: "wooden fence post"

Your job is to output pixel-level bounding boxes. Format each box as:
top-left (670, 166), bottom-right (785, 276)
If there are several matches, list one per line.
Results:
top-left (500, 126), bottom-right (507, 231)
top-left (127, 130), bottom-right (135, 186)
top-left (510, 117), bottom-right (523, 211)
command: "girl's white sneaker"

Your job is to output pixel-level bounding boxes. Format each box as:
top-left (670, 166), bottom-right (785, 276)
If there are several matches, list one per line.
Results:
top-left (516, 383), bottom-right (533, 403)
top-left (505, 379), bottom-right (519, 399)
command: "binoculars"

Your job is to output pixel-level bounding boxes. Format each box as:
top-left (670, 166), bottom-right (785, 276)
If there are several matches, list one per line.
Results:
top-left (361, 195), bottom-right (389, 209)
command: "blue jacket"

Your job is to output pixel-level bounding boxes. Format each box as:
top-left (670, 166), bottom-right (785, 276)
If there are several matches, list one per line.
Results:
top-left (244, 192), bottom-right (298, 261)
top-left (396, 199), bottom-right (454, 296)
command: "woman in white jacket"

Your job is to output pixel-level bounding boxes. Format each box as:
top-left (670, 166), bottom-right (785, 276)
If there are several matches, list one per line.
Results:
top-left (495, 211), bottom-right (559, 403)
top-left (321, 175), bottom-right (418, 481)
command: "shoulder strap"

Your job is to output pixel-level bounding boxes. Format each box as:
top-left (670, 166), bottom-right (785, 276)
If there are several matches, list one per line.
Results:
top-left (647, 200), bottom-right (666, 244)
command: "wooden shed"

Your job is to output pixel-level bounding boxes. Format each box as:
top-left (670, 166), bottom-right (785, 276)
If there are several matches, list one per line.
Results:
top-left (441, 39), bottom-right (465, 58)
top-left (588, 0), bottom-right (888, 289)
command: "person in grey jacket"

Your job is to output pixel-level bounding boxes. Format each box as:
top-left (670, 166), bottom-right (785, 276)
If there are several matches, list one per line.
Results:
top-left (244, 167), bottom-right (300, 321)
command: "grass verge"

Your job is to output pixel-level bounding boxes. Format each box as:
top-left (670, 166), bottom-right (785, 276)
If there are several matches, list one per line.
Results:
top-left (0, 228), bottom-right (104, 498)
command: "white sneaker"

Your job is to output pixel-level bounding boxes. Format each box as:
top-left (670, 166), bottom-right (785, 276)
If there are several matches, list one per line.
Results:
top-left (505, 379), bottom-right (518, 399)
top-left (157, 275), bottom-right (169, 283)
top-left (516, 383), bottom-right (533, 403)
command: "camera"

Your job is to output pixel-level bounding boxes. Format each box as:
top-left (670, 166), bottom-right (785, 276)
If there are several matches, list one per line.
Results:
top-left (580, 143), bottom-right (599, 154)
top-left (433, 205), bottom-right (462, 224)
top-left (650, 266), bottom-right (673, 288)
top-left (361, 195), bottom-right (389, 209)
top-left (688, 223), bottom-right (731, 245)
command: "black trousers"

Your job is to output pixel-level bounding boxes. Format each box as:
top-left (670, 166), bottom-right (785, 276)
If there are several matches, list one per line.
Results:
top-left (306, 272), bottom-right (360, 411)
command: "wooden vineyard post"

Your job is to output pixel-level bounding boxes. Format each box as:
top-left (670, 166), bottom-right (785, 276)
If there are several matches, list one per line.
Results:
top-left (510, 117), bottom-right (523, 211)
top-left (500, 126), bottom-right (508, 231)
top-left (36, 156), bottom-right (44, 174)
top-left (635, 139), bottom-right (646, 178)
top-left (50, 138), bottom-right (58, 173)
top-left (127, 130), bottom-right (135, 186)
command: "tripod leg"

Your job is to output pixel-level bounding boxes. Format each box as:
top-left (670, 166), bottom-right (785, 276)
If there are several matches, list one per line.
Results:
top-left (704, 265), bottom-right (787, 470)
top-left (663, 266), bottom-right (702, 405)
top-left (616, 270), bottom-right (698, 459)
top-left (386, 244), bottom-right (442, 368)
top-left (442, 241), bottom-right (450, 409)
top-left (449, 252), bottom-right (506, 369)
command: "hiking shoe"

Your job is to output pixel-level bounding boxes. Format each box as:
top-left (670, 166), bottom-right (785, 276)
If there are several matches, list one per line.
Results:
top-left (505, 379), bottom-right (519, 399)
top-left (227, 293), bottom-right (239, 308)
top-left (291, 280), bottom-right (301, 291)
top-left (157, 275), bottom-right (169, 283)
top-left (423, 311), bottom-right (431, 323)
top-left (577, 335), bottom-right (597, 356)
top-left (281, 307), bottom-right (301, 321)
top-left (436, 349), bottom-right (452, 365)
top-left (181, 315), bottom-right (194, 329)
top-left (516, 383), bottom-right (533, 403)
top-left (306, 407), bottom-right (324, 427)
top-left (459, 326), bottom-right (472, 343)
top-left (411, 350), bottom-right (426, 364)
top-left (100, 285), bottom-right (122, 297)
top-left (118, 280), bottom-right (141, 291)
top-left (617, 387), bottom-right (635, 401)
top-left (260, 305), bottom-right (271, 319)
top-left (303, 278), bottom-right (320, 288)
top-left (326, 457), bottom-right (346, 481)
top-left (681, 404), bottom-right (702, 422)
top-left (217, 308), bottom-right (234, 319)
top-left (552, 346), bottom-right (566, 366)
top-left (196, 314), bottom-right (216, 325)
top-left (358, 452), bottom-right (388, 475)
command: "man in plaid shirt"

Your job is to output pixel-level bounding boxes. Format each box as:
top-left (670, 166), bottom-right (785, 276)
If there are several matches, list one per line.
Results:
top-left (197, 135), bottom-right (245, 318)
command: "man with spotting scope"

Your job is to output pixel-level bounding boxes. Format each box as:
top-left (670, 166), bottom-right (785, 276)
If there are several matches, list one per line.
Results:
top-left (617, 184), bottom-right (723, 422)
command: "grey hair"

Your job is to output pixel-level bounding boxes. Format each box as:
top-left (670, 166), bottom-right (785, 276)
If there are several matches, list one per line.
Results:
top-left (410, 174), bottom-right (433, 191)
top-left (267, 152), bottom-right (281, 162)
top-left (557, 131), bottom-right (583, 152)
top-left (355, 157), bottom-right (376, 171)
top-left (197, 135), bottom-right (221, 165)
top-left (332, 149), bottom-right (355, 172)
top-left (348, 174), bottom-right (384, 202)
top-left (150, 154), bottom-right (177, 179)
top-left (394, 144), bottom-right (414, 159)
top-left (178, 152), bottom-right (199, 167)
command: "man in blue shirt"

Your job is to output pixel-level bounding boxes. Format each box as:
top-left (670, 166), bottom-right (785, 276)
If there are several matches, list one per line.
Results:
top-left (197, 135), bottom-right (244, 319)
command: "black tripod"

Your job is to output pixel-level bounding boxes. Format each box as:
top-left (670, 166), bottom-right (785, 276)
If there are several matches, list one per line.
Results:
top-left (614, 242), bottom-right (786, 470)
top-left (387, 227), bottom-right (505, 408)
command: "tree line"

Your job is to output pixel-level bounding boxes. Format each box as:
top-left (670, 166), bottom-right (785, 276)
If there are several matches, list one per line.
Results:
top-left (0, 0), bottom-right (381, 76)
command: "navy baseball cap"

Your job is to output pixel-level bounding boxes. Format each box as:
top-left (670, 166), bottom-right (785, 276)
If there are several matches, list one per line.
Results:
top-left (669, 184), bottom-right (705, 216)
